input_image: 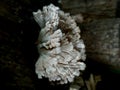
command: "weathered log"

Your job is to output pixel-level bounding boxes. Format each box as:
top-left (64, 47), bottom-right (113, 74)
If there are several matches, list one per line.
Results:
top-left (60, 0), bottom-right (117, 17)
top-left (82, 19), bottom-right (120, 70)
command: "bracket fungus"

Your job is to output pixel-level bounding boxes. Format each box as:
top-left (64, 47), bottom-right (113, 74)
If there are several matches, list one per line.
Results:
top-left (33, 4), bottom-right (86, 84)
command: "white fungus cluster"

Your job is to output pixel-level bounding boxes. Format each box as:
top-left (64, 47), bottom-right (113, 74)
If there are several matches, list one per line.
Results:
top-left (33, 4), bottom-right (86, 84)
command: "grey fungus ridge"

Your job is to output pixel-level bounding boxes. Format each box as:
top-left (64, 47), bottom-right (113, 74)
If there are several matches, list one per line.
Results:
top-left (33, 4), bottom-right (86, 84)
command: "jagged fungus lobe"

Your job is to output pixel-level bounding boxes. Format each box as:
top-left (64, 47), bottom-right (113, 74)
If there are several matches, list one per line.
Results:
top-left (33, 4), bottom-right (86, 84)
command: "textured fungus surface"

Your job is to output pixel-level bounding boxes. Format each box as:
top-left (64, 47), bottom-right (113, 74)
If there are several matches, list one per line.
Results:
top-left (33, 4), bottom-right (86, 84)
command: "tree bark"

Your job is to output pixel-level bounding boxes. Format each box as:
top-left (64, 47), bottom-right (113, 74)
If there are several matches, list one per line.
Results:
top-left (61, 0), bottom-right (117, 17)
top-left (82, 19), bottom-right (120, 69)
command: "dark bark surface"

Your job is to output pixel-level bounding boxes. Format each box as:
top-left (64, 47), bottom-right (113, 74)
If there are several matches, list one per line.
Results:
top-left (61, 0), bottom-right (117, 17)
top-left (82, 19), bottom-right (120, 71)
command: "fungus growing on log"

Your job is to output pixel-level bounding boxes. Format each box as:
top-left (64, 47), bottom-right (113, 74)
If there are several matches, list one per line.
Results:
top-left (33, 4), bottom-right (86, 84)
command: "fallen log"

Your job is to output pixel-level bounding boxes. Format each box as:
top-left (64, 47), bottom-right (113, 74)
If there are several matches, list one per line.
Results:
top-left (82, 19), bottom-right (120, 70)
top-left (60, 0), bottom-right (117, 17)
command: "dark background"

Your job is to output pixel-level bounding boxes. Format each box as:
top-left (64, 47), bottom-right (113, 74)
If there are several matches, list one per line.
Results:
top-left (0, 0), bottom-right (120, 90)
top-left (0, 0), bottom-right (68, 90)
